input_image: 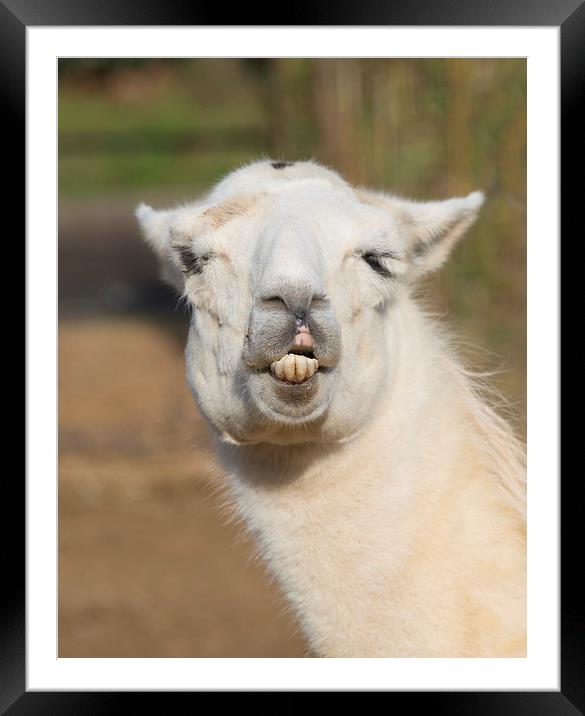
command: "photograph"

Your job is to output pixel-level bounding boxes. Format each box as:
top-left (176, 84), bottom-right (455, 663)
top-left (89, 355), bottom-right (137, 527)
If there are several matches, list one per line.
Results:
top-left (58, 57), bottom-right (527, 658)
top-left (11, 7), bottom-right (573, 706)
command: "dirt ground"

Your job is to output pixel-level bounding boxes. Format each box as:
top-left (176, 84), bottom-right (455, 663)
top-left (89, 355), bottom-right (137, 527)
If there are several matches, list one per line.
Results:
top-left (59, 317), bottom-right (307, 657)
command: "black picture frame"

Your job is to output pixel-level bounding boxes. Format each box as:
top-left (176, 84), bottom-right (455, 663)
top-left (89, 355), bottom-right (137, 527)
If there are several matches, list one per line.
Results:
top-left (10, 0), bottom-right (576, 710)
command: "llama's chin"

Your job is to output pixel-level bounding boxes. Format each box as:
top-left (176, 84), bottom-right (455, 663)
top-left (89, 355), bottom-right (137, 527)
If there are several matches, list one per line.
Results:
top-left (247, 368), bottom-right (335, 426)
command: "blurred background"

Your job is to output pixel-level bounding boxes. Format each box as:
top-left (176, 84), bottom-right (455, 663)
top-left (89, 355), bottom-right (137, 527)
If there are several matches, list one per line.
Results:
top-left (58, 58), bottom-right (526, 657)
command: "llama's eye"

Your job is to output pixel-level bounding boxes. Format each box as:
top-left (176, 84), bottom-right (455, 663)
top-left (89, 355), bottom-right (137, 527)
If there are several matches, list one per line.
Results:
top-left (175, 247), bottom-right (213, 276)
top-left (360, 251), bottom-right (396, 278)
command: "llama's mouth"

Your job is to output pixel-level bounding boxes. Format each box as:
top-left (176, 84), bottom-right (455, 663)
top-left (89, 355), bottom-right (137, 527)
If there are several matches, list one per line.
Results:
top-left (249, 337), bottom-right (333, 424)
top-left (269, 351), bottom-right (319, 385)
top-left (268, 326), bottom-right (320, 385)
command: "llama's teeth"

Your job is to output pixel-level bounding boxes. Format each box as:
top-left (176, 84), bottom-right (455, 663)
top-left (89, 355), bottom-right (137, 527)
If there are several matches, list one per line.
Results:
top-left (270, 359), bottom-right (284, 380)
top-left (283, 354), bottom-right (296, 382)
top-left (294, 355), bottom-right (307, 383)
top-left (275, 360), bottom-right (285, 380)
top-left (270, 354), bottom-right (319, 383)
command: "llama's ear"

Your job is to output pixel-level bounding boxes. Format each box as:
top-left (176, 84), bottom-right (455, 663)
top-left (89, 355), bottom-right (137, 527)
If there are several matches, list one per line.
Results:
top-left (136, 203), bottom-right (186, 293)
top-left (135, 203), bottom-right (174, 258)
top-left (137, 201), bottom-right (217, 292)
top-left (357, 189), bottom-right (484, 276)
top-left (401, 192), bottom-right (485, 274)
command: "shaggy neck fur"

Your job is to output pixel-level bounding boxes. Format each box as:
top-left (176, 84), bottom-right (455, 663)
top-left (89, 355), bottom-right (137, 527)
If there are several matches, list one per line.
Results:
top-left (217, 297), bottom-right (526, 657)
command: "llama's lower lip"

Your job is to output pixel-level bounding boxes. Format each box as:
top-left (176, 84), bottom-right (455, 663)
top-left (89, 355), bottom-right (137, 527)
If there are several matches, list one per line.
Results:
top-left (249, 367), bottom-right (334, 424)
top-left (263, 367), bottom-right (333, 398)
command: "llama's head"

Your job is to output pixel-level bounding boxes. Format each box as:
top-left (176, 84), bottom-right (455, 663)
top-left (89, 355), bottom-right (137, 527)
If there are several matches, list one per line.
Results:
top-left (138, 160), bottom-right (483, 445)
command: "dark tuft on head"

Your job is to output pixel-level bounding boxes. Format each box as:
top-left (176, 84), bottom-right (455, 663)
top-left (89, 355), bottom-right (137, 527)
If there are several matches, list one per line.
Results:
top-left (271, 161), bottom-right (294, 169)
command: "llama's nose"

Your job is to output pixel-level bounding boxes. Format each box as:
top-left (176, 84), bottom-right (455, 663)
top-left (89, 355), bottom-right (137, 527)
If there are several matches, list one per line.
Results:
top-left (257, 224), bottom-right (326, 319)
top-left (259, 276), bottom-right (325, 320)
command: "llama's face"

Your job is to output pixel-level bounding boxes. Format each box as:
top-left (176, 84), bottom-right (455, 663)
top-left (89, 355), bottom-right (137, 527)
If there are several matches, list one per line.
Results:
top-left (138, 161), bottom-right (483, 445)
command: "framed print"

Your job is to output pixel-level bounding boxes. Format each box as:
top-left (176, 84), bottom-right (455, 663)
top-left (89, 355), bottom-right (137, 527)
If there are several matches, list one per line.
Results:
top-left (11, 0), bottom-right (577, 710)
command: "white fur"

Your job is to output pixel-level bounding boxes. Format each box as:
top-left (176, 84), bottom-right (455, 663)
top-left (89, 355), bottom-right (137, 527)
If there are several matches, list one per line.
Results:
top-left (138, 159), bottom-right (526, 657)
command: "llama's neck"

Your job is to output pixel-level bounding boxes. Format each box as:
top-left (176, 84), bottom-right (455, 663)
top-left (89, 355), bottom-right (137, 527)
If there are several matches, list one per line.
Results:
top-left (217, 302), bottom-right (525, 657)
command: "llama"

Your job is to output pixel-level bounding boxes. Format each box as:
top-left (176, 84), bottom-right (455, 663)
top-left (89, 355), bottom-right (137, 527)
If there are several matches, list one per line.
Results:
top-left (137, 159), bottom-right (526, 657)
